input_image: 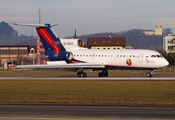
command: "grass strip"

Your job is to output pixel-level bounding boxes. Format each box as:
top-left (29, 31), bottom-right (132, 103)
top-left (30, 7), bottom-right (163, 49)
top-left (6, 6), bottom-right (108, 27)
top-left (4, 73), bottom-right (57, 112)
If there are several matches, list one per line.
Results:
top-left (0, 80), bottom-right (175, 105)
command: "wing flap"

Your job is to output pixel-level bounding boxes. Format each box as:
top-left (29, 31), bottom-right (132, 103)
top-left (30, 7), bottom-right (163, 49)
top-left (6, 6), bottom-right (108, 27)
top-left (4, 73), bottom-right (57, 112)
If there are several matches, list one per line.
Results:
top-left (16, 63), bottom-right (105, 69)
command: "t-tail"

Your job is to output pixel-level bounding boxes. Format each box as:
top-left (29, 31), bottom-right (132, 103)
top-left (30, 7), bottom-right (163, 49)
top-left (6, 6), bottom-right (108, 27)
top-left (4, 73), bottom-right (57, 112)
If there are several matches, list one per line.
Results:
top-left (13, 23), bottom-right (73, 61)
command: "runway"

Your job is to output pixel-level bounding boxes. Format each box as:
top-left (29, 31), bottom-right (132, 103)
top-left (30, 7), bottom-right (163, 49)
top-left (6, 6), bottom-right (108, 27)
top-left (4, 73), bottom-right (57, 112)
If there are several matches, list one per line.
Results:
top-left (0, 104), bottom-right (175, 120)
top-left (0, 76), bottom-right (175, 119)
top-left (0, 76), bottom-right (175, 80)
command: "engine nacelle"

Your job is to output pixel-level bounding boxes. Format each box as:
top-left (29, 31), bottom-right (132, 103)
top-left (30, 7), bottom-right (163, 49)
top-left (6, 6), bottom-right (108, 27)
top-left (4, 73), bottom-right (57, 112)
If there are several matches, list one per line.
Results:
top-left (47, 51), bottom-right (73, 61)
top-left (59, 39), bottom-right (84, 50)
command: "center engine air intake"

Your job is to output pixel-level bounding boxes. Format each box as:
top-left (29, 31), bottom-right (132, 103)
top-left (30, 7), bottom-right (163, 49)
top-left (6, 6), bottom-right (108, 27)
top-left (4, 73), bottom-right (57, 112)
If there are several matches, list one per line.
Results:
top-left (46, 51), bottom-right (73, 61)
top-left (78, 39), bottom-right (84, 47)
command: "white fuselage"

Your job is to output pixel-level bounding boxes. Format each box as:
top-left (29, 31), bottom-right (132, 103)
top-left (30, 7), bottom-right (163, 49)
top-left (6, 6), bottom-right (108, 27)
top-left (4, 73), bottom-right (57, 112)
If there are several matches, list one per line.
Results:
top-left (69, 48), bottom-right (168, 70)
top-left (46, 39), bottom-right (169, 70)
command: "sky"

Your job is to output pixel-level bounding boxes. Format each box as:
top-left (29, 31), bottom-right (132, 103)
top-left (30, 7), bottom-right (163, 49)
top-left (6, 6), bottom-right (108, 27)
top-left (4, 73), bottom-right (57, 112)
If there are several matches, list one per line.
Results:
top-left (1, 0), bottom-right (175, 38)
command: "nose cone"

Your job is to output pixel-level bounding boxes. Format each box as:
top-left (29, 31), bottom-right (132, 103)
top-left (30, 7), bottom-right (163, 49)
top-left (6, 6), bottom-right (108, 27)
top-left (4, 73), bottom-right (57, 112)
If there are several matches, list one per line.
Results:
top-left (162, 59), bottom-right (169, 67)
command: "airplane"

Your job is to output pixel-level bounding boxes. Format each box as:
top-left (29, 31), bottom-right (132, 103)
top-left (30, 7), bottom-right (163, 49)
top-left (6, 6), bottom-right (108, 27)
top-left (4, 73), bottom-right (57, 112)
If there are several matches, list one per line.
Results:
top-left (13, 23), bottom-right (169, 77)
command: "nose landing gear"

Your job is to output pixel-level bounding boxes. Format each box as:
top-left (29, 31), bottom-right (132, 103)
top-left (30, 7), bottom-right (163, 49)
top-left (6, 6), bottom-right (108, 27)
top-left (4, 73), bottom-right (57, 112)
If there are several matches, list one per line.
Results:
top-left (146, 71), bottom-right (153, 77)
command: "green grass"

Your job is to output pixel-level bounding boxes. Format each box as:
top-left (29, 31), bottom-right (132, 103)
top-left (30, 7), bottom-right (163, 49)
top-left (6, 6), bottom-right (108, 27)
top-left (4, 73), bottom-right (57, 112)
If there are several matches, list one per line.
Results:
top-left (0, 80), bottom-right (175, 105)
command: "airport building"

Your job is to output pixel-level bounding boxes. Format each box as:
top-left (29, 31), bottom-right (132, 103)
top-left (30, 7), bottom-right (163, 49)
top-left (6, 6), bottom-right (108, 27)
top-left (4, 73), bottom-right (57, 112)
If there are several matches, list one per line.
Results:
top-left (163, 34), bottom-right (175, 54)
top-left (36, 35), bottom-right (46, 64)
top-left (0, 45), bottom-right (37, 69)
top-left (87, 36), bottom-right (126, 49)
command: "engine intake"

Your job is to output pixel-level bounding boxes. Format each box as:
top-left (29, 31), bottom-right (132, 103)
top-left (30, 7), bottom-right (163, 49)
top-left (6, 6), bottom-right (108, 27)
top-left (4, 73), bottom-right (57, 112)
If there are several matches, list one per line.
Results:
top-left (47, 51), bottom-right (73, 61)
top-left (78, 39), bottom-right (84, 47)
top-left (55, 51), bottom-right (73, 61)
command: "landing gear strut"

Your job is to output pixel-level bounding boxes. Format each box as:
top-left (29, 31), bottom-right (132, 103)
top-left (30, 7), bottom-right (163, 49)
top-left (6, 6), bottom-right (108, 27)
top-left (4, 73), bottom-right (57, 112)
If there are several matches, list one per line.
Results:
top-left (76, 69), bottom-right (87, 77)
top-left (98, 69), bottom-right (108, 77)
top-left (146, 71), bottom-right (153, 77)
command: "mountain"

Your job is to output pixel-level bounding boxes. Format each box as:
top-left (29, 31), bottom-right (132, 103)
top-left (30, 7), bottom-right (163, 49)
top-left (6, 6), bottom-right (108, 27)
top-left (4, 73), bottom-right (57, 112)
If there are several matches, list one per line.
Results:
top-left (0, 21), bottom-right (36, 45)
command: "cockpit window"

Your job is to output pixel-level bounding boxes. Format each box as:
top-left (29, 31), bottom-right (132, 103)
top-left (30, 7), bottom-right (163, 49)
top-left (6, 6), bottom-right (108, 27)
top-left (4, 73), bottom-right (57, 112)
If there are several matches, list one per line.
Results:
top-left (151, 55), bottom-right (163, 58)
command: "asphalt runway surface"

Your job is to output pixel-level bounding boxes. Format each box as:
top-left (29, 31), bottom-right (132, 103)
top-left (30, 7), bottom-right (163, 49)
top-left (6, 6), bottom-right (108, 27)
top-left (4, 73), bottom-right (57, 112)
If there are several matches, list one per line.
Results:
top-left (0, 76), bottom-right (175, 80)
top-left (0, 104), bottom-right (175, 120)
top-left (0, 76), bottom-right (175, 120)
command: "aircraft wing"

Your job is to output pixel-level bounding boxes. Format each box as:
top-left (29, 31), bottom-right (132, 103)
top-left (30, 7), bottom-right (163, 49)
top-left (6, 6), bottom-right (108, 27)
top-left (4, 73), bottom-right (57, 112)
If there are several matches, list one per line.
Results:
top-left (16, 63), bottom-right (105, 69)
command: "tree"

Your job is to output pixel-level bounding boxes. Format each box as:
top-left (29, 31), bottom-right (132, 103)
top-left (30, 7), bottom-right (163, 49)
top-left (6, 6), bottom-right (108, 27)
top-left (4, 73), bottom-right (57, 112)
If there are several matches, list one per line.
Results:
top-left (163, 28), bottom-right (172, 35)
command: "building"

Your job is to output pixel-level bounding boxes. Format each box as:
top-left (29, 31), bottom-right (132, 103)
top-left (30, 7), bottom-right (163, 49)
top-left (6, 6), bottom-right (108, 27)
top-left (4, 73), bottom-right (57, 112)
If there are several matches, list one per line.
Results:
top-left (36, 35), bottom-right (46, 64)
top-left (0, 45), bottom-right (37, 69)
top-left (155, 26), bottom-right (163, 35)
top-left (163, 34), bottom-right (175, 54)
top-left (142, 26), bottom-right (162, 36)
top-left (87, 36), bottom-right (126, 49)
top-left (142, 30), bottom-right (155, 35)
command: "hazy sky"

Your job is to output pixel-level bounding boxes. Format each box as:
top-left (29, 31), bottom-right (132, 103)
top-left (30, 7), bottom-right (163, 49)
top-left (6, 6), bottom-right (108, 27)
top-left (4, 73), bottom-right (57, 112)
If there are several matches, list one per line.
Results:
top-left (1, 0), bottom-right (175, 38)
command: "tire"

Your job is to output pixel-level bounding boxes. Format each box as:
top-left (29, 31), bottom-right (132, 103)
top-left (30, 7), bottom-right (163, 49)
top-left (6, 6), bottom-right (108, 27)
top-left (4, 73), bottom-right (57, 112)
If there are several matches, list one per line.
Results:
top-left (146, 72), bottom-right (153, 77)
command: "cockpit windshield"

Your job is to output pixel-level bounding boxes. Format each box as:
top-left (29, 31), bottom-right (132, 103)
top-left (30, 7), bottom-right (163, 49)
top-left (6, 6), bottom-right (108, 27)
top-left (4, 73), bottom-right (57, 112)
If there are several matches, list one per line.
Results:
top-left (151, 55), bottom-right (163, 58)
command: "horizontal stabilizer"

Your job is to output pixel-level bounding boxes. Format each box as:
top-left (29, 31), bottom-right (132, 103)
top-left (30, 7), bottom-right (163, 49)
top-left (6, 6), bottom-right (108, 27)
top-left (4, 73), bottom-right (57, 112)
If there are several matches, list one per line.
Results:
top-left (13, 23), bottom-right (58, 27)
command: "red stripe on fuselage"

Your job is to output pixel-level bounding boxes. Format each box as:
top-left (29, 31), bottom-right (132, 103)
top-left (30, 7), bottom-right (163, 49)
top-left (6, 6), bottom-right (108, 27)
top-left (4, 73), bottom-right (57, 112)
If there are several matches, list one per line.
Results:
top-left (37, 27), bottom-right (60, 54)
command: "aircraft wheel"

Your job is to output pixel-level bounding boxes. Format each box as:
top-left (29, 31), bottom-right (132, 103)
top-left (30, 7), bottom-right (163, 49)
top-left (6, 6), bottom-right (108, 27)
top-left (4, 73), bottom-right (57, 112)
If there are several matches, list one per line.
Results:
top-left (83, 72), bottom-right (87, 77)
top-left (77, 72), bottom-right (81, 77)
top-left (146, 72), bottom-right (153, 77)
top-left (98, 72), bottom-right (108, 77)
top-left (104, 72), bottom-right (108, 77)
top-left (98, 72), bottom-right (102, 77)
top-left (77, 72), bottom-right (87, 77)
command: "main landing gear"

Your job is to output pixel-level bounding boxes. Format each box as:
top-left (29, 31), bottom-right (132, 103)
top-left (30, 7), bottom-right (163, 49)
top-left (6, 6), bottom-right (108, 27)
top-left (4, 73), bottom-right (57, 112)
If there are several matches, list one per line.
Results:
top-left (76, 69), bottom-right (109, 77)
top-left (146, 71), bottom-right (153, 77)
top-left (76, 69), bottom-right (87, 77)
top-left (98, 69), bottom-right (108, 77)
